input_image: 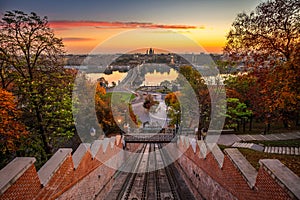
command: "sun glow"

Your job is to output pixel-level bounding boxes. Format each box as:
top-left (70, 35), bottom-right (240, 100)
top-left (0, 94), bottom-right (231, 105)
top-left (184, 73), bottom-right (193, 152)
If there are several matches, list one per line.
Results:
top-left (51, 22), bottom-right (226, 54)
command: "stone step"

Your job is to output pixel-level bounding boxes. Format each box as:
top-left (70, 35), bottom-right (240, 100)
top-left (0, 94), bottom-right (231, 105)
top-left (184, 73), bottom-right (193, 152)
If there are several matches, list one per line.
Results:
top-left (263, 146), bottom-right (300, 155)
top-left (291, 147), bottom-right (294, 155)
top-left (274, 147), bottom-right (279, 154)
top-left (264, 146), bottom-right (268, 153)
top-left (232, 142), bottom-right (264, 152)
top-left (278, 147), bottom-right (282, 154)
top-left (282, 147), bottom-right (286, 154)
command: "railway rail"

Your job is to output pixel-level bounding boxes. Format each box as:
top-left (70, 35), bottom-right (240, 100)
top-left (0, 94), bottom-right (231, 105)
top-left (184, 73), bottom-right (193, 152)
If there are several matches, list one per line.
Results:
top-left (110, 143), bottom-right (194, 200)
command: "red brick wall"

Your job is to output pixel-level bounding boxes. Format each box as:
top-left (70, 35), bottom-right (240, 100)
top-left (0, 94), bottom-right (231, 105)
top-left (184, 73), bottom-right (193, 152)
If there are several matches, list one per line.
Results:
top-left (0, 165), bottom-right (41, 200)
top-left (0, 140), bottom-right (124, 200)
top-left (53, 139), bottom-right (123, 199)
top-left (57, 163), bottom-right (116, 200)
top-left (35, 155), bottom-right (75, 199)
top-left (127, 143), bottom-right (142, 152)
top-left (57, 143), bottom-right (124, 199)
top-left (74, 151), bottom-right (100, 179)
top-left (256, 167), bottom-right (291, 200)
top-left (177, 141), bottom-right (293, 200)
top-left (177, 149), bottom-right (239, 200)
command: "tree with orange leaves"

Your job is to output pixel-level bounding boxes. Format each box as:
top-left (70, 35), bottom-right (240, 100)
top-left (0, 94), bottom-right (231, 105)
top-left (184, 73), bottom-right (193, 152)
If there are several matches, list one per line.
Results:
top-left (224, 0), bottom-right (300, 129)
top-left (94, 81), bottom-right (139, 135)
top-left (0, 88), bottom-right (28, 167)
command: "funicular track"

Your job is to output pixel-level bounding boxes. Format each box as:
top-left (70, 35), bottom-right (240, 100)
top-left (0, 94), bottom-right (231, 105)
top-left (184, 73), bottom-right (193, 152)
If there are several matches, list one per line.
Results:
top-left (113, 143), bottom-right (193, 200)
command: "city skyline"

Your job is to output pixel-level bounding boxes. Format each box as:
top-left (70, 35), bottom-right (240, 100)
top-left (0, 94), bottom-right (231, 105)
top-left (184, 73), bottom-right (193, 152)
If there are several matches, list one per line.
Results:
top-left (0, 0), bottom-right (265, 54)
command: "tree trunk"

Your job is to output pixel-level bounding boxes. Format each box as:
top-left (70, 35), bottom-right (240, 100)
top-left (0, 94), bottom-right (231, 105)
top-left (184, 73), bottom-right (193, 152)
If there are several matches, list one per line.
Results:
top-left (283, 120), bottom-right (289, 128)
top-left (34, 106), bottom-right (52, 158)
top-left (29, 81), bottom-right (52, 159)
top-left (198, 118), bottom-right (202, 140)
top-left (249, 114), bottom-right (253, 131)
top-left (282, 110), bottom-right (290, 128)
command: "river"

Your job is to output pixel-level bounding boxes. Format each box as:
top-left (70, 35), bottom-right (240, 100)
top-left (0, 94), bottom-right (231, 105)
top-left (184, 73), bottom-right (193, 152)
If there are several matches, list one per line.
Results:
top-left (86, 68), bottom-right (178, 87)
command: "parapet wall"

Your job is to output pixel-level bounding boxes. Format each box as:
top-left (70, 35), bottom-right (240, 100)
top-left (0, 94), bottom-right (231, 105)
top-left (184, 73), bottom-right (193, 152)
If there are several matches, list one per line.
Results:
top-left (0, 136), bottom-right (124, 200)
top-left (0, 135), bottom-right (299, 200)
top-left (175, 136), bottom-right (300, 200)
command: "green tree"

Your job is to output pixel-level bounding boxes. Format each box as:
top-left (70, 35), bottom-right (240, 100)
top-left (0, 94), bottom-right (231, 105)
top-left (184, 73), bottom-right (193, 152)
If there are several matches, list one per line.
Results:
top-left (160, 80), bottom-right (171, 88)
top-left (176, 65), bottom-right (210, 129)
top-left (0, 11), bottom-right (75, 161)
top-left (225, 98), bottom-right (252, 132)
top-left (165, 92), bottom-right (181, 126)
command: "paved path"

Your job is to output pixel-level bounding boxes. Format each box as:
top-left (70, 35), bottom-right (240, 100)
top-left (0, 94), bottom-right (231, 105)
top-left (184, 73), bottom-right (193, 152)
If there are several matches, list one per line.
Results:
top-left (218, 131), bottom-right (300, 146)
top-left (217, 134), bottom-right (241, 146)
top-left (131, 101), bottom-right (150, 125)
top-left (131, 92), bottom-right (169, 128)
top-left (238, 131), bottom-right (300, 142)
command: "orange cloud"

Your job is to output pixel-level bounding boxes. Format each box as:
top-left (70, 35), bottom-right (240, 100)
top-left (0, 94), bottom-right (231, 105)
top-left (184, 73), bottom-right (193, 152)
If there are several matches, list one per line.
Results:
top-left (49, 20), bottom-right (200, 30)
top-left (62, 37), bottom-right (95, 42)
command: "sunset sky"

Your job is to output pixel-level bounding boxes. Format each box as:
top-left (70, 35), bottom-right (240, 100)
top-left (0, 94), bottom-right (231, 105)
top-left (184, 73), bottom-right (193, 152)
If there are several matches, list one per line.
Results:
top-left (0, 0), bottom-right (264, 54)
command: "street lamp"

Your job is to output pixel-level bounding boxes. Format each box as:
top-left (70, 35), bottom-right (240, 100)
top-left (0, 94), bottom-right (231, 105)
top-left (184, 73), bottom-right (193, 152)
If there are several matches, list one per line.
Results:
top-left (90, 127), bottom-right (96, 137)
top-left (117, 118), bottom-right (122, 124)
top-left (124, 109), bottom-right (127, 126)
top-left (166, 106), bottom-right (173, 127)
top-left (167, 106), bottom-right (180, 135)
top-left (175, 110), bottom-right (180, 134)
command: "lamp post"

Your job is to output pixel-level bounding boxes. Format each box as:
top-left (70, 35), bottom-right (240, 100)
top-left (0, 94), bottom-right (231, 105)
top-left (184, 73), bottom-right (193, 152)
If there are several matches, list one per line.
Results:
top-left (122, 109), bottom-right (130, 134)
top-left (117, 118), bottom-right (122, 135)
top-left (175, 110), bottom-right (180, 135)
top-left (124, 109), bottom-right (127, 124)
top-left (166, 105), bottom-right (170, 127)
top-left (166, 105), bottom-right (181, 135)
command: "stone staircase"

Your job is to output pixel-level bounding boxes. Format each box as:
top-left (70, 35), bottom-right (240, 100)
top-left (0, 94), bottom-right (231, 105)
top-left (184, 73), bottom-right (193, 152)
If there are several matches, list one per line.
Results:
top-left (232, 142), bottom-right (253, 148)
top-left (263, 146), bottom-right (300, 155)
top-left (232, 142), bottom-right (300, 155)
top-left (231, 142), bottom-right (264, 152)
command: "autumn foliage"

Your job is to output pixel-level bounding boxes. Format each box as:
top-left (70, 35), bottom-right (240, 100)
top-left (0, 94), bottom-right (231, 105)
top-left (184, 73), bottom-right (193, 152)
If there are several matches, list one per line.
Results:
top-left (0, 11), bottom-right (76, 167)
top-left (0, 88), bottom-right (28, 154)
top-left (224, 0), bottom-right (300, 129)
top-left (95, 83), bottom-right (139, 135)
